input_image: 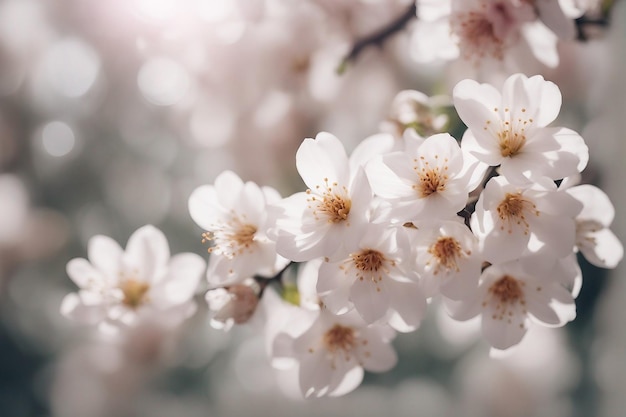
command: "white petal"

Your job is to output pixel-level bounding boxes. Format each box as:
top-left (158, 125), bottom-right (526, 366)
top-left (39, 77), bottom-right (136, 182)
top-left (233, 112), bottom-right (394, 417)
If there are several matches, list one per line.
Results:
top-left (481, 311), bottom-right (528, 350)
top-left (349, 274), bottom-right (389, 324)
top-left (296, 133), bottom-right (349, 191)
top-left (568, 185), bottom-right (615, 226)
top-left (522, 21), bottom-right (559, 68)
top-left (213, 170), bottom-right (244, 209)
top-left (66, 257), bottom-right (106, 288)
top-left (384, 281), bottom-right (426, 332)
top-left (580, 228), bottom-right (624, 269)
top-left (356, 329), bottom-right (398, 372)
top-left (124, 225), bottom-right (170, 282)
top-left (60, 292), bottom-right (106, 324)
top-left (536, 0), bottom-right (577, 40)
top-left (151, 253), bottom-right (205, 306)
top-left (88, 235), bottom-right (123, 281)
top-left (453, 79), bottom-right (502, 143)
top-left (299, 351), bottom-right (334, 398)
top-left (328, 365), bottom-right (363, 397)
top-left (188, 185), bottom-right (221, 231)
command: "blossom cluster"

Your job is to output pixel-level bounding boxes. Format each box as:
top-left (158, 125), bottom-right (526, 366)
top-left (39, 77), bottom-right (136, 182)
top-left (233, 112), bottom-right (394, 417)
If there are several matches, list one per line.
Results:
top-left (61, 72), bottom-right (623, 398)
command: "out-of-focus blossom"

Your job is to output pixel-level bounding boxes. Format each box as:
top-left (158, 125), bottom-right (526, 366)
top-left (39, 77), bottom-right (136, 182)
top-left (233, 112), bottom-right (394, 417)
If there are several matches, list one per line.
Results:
top-left (566, 184), bottom-right (623, 268)
top-left (446, 259), bottom-right (576, 350)
top-left (61, 225), bottom-right (205, 331)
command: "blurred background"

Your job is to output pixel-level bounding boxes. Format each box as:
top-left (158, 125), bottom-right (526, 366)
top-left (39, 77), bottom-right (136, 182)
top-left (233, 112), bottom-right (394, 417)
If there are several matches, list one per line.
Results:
top-left (0, 0), bottom-right (624, 416)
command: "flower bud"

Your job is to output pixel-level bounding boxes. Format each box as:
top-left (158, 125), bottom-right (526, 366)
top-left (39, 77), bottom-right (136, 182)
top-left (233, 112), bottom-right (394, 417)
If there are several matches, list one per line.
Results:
top-left (206, 280), bottom-right (260, 330)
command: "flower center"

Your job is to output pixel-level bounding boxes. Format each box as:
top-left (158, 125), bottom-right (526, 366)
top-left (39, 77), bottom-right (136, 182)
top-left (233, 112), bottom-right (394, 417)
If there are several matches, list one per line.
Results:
top-left (428, 236), bottom-right (468, 274)
top-left (307, 178), bottom-right (352, 224)
top-left (352, 249), bottom-right (385, 272)
top-left (413, 156), bottom-right (449, 198)
top-left (496, 192), bottom-right (539, 234)
top-left (201, 213), bottom-right (258, 258)
top-left (119, 279), bottom-right (150, 309)
top-left (323, 324), bottom-right (356, 353)
top-left (488, 275), bottom-right (523, 304)
top-left (452, 10), bottom-right (504, 61)
top-left (484, 274), bottom-right (528, 325)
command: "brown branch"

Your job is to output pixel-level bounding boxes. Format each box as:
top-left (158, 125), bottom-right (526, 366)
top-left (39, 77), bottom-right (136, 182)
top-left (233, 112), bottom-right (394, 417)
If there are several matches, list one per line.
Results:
top-left (337, 3), bottom-right (417, 74)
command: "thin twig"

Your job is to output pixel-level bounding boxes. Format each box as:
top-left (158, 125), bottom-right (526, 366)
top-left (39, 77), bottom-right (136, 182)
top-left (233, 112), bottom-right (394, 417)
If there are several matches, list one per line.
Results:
top-left (337, 3), bottom-right (417, 74)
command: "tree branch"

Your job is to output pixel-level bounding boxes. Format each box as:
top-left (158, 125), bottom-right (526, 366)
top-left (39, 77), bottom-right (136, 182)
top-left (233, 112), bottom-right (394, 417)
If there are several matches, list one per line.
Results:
top-left (338, 3), bottom-right (417, 74)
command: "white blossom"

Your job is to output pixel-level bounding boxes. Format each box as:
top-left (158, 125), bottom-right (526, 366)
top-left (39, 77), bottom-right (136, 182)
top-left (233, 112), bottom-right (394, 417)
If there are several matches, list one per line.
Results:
top-left (272, 309), bottom-right (397, 398)
top-left (446, 260), bottom-right (576, 350)
top-left (471, 175), bottom-right (581, 264)
top-left (454, 73), bottom-right (589, 183)
top-left (566, 184), bottom-right (624, 268)
top-left (317, 223), bottom-right (426, 331)
top-left (271, 132), bottom-right (372, 262)
top-left (366, 132), bottom-right (486, 222)
top-left (412, 218), bottom-right (482, 300)
top-left (411, 0), bottom-right (564, 68)
top-left (61, 225), bottom-right (205, 330)
top-left (188, 170), bottom-right (288, 286)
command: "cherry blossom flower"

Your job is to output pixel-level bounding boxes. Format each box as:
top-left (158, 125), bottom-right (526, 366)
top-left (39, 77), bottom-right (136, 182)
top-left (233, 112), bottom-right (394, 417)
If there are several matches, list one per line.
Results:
top-left (317, 223), bottom-right (426, 331)
top-left (446, 260), bottom-right (576, 350)
top-left (365, 132), bottom-right (486, 222)
top-left (272, 309), bottom-right (397, 398)
top-left (411, 0), bottom-right (563, 68)
top-left (412, 219), bottom-right (482, 300)
top-left (566, 184), bottom-right (624, 268)
top-left (454, 73), bottom-right (589, 183)
top-left (61, 225), bottom-right (205, 331)
top-left (188, 170), bottom-right (288, 286)
top-left (471, 176), bottom-right (581, 264)
top-left (271, 132), bottom-right (372, 261)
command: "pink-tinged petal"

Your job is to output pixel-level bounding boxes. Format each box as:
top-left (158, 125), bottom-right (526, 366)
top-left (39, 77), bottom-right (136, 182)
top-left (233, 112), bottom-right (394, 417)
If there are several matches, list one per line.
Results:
top-left (151, 253), bottom-right (204, 306)
top-left (87, 235), bottom-right (123, 281)
top-left (568, 185), bottom-right (615, 226)
top-left (356, 329), bottom-right (397, 372)
top-left (60, 292), bottom-right (106, 324)
top-left (580, 228), bottom-right (624, 269)
top-left (328, 365), bottom-right (364, 397)
top-left (296, 133), bottom-right (349, 191)
top-left (124, 225), bottom-right (170, 282)
top-left (188, 185), bottom-right (221, 231)
top-left (66, 258), bottom-right (106, 289)
top-left (522, 21), bottom-right (559, 68)
top-left (481, 311), bottom-right (528, 350)
top-left (349, 274), bottom-right (389, 324)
